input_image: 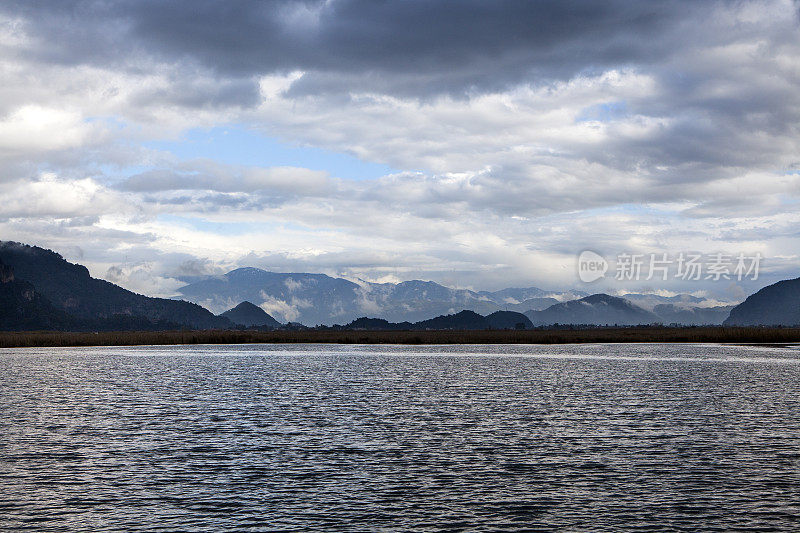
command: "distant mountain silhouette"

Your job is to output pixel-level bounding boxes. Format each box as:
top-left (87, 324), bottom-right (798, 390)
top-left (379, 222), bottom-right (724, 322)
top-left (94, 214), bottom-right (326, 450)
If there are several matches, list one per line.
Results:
top-left (177, 267), bottom-right (579, 325)
top-left (476, 288), bottom-right (573, 312)
top-left (0, 241), bottom-right (230, 330)
top-left (220, 301), bottom-right (281, 328)
top-left (347, 317), bottom-right (413, 331)
top-left (414, 310), bottom-right (489, 330)
top-left (614, 293), bottom-right (730, 325)
top-left (526, 294), bottom-right (660, 326)
top-left (621, 293), bottom-right (705, 308)
top-left (346, 301), bottom-right (729, 330)
top-left (485, 311), bottom-right (533, 329)
top-left (724, 277), bottom-right (800, 326)
top-left (505, 297), bottom-right (560, 311)
top-left (343, 310), bottom-right (530, 331)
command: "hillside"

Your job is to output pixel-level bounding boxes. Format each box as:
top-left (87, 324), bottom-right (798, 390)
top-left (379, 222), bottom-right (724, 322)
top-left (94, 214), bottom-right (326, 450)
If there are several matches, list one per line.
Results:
top-left (485, 311), bottom-right (533, 330)
top-left (414, 310), bottom-right (489, 330)
top-left (0, 242), bottom-right (230, 330)
top-left (343, 310), bottom-right (530, 331)
top-left (0, 259), bottom-right (75, 331)
top-left (724, 277), bottom-right (800, 326)
top-left (220, 301), bottom-right (282, 328)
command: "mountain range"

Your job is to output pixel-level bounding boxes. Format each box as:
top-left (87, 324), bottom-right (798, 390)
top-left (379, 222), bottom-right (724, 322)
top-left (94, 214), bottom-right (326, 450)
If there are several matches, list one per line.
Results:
top-left (176, 267), bottom-right (732, 326)
top-left (176, 267), bottom-right (575, 326)
top-left (1, 240), bottom-right (795, 331)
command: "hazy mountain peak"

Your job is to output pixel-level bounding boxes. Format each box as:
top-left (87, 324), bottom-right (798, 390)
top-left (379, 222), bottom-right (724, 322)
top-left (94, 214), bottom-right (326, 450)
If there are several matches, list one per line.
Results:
top-left (526, 293), bottom-right (660, 326)
top-left (227, 267), bottom-right (266, 276)
top-left (178, 267), bottom-right (579, 325)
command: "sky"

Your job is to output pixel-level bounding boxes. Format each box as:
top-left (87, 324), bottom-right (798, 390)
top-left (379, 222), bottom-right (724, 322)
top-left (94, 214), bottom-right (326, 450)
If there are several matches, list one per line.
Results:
top-left (1, 0), bottom-right (799, 302)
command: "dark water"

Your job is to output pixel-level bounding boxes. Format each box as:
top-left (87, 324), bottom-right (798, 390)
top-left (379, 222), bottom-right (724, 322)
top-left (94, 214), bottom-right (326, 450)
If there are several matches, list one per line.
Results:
top-left (1, 344), bottom-right (799, 532)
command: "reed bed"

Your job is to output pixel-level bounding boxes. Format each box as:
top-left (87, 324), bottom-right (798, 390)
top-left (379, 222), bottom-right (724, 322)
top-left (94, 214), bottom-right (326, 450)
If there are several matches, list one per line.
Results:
top-left (1, 326), bottom-right (799, 348)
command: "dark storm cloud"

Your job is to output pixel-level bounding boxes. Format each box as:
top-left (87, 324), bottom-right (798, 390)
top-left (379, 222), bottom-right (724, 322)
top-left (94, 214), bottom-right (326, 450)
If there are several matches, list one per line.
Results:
top-left (133, 77), bottom-right (262, 108)
top-left (4, 0), bottom-right (720, 96)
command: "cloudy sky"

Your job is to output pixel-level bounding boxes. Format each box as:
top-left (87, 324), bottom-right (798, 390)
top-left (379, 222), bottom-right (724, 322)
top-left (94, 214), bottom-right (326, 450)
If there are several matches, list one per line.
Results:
top-left (1, 0), bottom-right (799, 301)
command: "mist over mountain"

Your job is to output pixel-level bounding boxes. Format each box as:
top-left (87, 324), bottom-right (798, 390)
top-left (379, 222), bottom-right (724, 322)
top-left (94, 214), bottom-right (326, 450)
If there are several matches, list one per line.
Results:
top-left (176, 267), bottom-right (578, 326)
top-left (654, 304), bottom-right (734, 326)
top-left (475, 287), bottom-right (573, 313)
top-left (620, 293), bottom-right (706, 311)
top-left (175, 265), bottom-right (741, 326)
top-left (0, 241), bottom-right (760, 331)
top-left (526, 294), bottom-right (660, 327)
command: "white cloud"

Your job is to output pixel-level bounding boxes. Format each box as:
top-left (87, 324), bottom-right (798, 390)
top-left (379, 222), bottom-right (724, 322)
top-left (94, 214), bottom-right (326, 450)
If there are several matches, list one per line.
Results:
top-left (0, 173), bottom-right (127, 219)
top-left (104, 262), bottom-right (184, 298)
top-left (258, 294), bottom-right (299, 323)
top-left (259, 71), bottom-right (305, 100)
top-left (121, 162), bottom-right (330, 194)
top-left (0, 0), bottom-right (799, 302)
top-left (0, 106), bottom-right (101, 156)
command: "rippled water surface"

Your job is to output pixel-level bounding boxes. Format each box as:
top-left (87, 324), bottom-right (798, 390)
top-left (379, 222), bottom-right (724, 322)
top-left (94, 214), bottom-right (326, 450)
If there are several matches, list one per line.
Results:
top-left (2, 343), bottom-right (800, 531)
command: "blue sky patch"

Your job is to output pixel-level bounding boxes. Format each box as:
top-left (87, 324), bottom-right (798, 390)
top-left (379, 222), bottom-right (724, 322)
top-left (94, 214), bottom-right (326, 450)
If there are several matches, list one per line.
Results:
top-left (145, 125), bottom-right (397, 180)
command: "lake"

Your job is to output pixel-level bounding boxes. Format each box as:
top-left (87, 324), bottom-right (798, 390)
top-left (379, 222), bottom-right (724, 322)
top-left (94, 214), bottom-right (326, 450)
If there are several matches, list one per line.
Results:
top-left (1, 343), bottom-right (799, 531)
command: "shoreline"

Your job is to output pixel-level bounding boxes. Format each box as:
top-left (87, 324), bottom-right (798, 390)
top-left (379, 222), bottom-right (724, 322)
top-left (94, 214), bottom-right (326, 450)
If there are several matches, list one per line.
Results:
top-left (1, 327), bottom-right (800, 348)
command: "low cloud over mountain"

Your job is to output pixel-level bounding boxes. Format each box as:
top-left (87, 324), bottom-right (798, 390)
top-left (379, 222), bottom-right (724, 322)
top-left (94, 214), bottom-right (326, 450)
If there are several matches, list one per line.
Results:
top-left (177, 267), bottom-right (577, 325)
top-left (526, 294), bottom-right (660, 327)
top-left (4, 240), bottom-right (794, 332)
top-left (177, 265), bottom-right (735, 326)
